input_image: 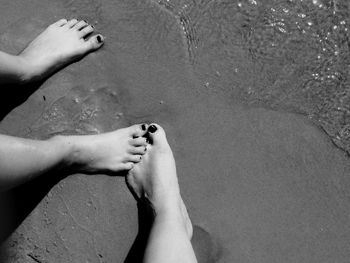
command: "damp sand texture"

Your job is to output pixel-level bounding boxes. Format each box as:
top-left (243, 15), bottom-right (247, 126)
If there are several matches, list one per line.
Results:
top-left (1, 0), bottom-right (350, 262)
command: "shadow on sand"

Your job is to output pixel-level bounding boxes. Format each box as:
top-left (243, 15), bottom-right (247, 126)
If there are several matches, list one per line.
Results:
top-left (0, 169), bottom-right (155, 262)
top-left (0, 80), bottom-right (64, 259)
top-left (0, 81), bottom-right (43, 122)
top-left (124, 200), bottom-right (154, 263)
top-left (0, 170), bottom-right (68, 244)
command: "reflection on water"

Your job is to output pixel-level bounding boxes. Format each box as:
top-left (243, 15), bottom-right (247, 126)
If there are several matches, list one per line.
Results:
top-left (156, 0), bottom-right (350, 154)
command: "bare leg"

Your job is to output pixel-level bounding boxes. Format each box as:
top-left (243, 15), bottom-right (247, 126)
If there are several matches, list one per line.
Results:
top-left (0, 19), bottom-right (104, 84)
top-left (126, 124), bottom-right (197, 263)
top-left (0, 124), bottom-right (148, 192)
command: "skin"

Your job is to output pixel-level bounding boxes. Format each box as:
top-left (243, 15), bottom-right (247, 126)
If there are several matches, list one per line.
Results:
top-left (0, 19), bottom-right (197, 262)
top-left (127, 124), bottom-right (198, 263)
top-left (0, 125), bottom-right (148, 192)
top-left (0, 19), bottom-right (141, 192)
top-left (0, 18), bottom-right (104, 84)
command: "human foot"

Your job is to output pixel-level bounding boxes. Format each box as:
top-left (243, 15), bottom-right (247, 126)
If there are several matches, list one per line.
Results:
top-left (62, 124), bottom-right (149, 174)
top-left (126, 124), bottom-right (193, 238)
top-left (18, 19), bottom-right (104, 82)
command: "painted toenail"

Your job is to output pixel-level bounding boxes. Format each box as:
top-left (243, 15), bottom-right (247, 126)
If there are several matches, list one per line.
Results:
top-left (97, 35), bottom-right (103, 43)
top-left (141, 124), bottom-right (146, 131)
top-left (148, 125), bottom-right (157, 133)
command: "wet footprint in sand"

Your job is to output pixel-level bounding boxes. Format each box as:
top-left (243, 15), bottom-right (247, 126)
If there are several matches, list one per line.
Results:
top-left (28, 86), bottom-right (127, 138)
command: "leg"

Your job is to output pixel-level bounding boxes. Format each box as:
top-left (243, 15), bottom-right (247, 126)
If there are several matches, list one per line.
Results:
top-left (0, 124), bottom-right (148, 192)
top-left (126, 124), bottom-right (197, 263)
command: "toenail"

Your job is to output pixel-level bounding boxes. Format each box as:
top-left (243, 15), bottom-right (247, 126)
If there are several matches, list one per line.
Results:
top-left (97, 35), bottom-right (103, 43)
top-left (148, 125), bottom-right (157, 133)
top-left (141, 124), bottom-right (146, 131)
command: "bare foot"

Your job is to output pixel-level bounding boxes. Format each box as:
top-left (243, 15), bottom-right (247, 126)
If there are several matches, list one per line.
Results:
top-left (18, 19), bottom-right (104, 82)
top-left (65, 124), bottom-right (149, 174)
top-left (126, 124), bottom-right (193, 238)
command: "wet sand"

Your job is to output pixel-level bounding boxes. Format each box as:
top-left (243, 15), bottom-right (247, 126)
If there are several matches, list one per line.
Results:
top-left (1, 0), bottom-right (350, 262)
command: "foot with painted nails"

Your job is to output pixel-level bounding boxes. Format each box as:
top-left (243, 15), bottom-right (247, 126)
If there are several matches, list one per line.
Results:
top-left (62, 124), bottom-right (149, 175)
top-left (18, 18), bottom-right (104, 82)
top-left (127, 124), bottom-right (193, 237)
top-left (126, 124), bottom-right (197, 263)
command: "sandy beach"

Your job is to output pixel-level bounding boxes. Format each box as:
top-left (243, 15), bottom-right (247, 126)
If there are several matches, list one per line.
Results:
top-left (1, 0), bottom-right (350, 262)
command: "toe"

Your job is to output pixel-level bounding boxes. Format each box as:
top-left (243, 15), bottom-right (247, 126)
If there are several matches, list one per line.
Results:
top-left (147, 123), bottom-right (162, 134)
top-left (131, 123), bottom-right (149, 138)
top-left (66, 19), bottom-right (79, 28)
top-left (79, 25), bottom-right (94, 38)
top-left (147, 123), bottom-right (167, 146)
top-left (74, 20), bottom-right (89, 30)
top-left (131, 137), bottom-right (147, 147)
top-left (141, 123), bottom-right (149, 133)
top-left (122, 162), bottom-right (134, 170)
top-left (82, 34), bottom-right (104, 52)
top-left (130, 146), bottom-right (147, 155)
top-left (128, 155), bottom-right (143, 163)
top-left (53, 18), bottom-right (68, 27)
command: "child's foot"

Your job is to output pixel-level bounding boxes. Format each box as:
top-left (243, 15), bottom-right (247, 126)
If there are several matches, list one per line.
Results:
top-left (64, 124), bottom-right (149, 174)
top-left (18, 18), bottom-right (104, 82)
top-left (126, 124), bottom-right (193, 238)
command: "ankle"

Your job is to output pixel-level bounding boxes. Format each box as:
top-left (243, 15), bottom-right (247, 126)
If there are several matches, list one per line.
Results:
top-left (154, 201), bottom-right (190, 237)
top-left (152, 196), bottom-right (182, 219)
top-left (48, 135), bottom-right (81, 172)
top-left (16, 54), bottom-right (41, 83)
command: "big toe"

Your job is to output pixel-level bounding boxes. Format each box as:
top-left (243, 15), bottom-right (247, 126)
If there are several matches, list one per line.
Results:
top-left (147, 124), bottom-right (169, 149)
top-left (83, 34), bottom-right (104, 52)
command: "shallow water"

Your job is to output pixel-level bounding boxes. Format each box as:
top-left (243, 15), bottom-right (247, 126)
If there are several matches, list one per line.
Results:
top-left (5, 0), bottom-right (350, 152)
top-left (155, 0), bottom-right (350, 154)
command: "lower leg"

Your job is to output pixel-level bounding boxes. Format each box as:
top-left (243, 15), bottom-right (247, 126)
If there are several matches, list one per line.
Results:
top-left (144, 198), bottom-right (197, 263)
top-left (126, 124), bottom-right (197, 263)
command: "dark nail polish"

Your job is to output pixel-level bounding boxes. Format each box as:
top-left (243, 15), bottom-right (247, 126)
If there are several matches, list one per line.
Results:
top-left (148, 125), bottom-right (157, 133)
top-left (141, 124), bottom-right (146, 131)
top-left (97, 35), bottom-right (103, 43)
